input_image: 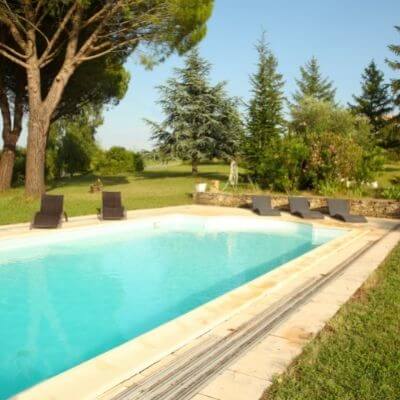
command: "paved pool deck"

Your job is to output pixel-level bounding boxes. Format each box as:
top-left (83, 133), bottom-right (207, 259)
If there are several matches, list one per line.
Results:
top-left (2, 205), bottom-right (398, 400)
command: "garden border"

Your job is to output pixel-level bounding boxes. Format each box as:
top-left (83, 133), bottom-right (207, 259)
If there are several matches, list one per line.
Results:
top-left (193, 192), bottom-right (400, 219)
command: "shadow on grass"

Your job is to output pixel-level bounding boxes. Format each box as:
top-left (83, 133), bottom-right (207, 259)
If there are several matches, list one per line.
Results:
top-left (383, 166), bottom-right (400, 172)
top-left (390, 176), bottom-right (400, 185)
top-left (49, 174), bottom-right (130, 189)
top-left (142, 170), bottom-right (227, 181)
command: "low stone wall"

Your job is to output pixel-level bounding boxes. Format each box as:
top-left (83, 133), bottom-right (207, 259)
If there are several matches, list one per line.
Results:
top-left (193, 192), bottom-right (400, 219)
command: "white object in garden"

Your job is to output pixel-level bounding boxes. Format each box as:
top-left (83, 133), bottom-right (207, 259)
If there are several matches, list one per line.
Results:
top-left (229, 160), bottom-right (239, 187)
top-left (345, 180), bottom-right (353, 188)
top-left (370, 181), bottom-right (379, 189)
top-left (195, 183), bottom-right (207, 193)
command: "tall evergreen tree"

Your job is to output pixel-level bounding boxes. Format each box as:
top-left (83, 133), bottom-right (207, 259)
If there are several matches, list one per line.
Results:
top-left (387, 26), bottom-right (400, 116)
top-left (147, 49), bottom-right (243, 174)
top-left (349, 60), bottom-right (393, 133)
top-left (246, 33), bottom-right (285, 160)
top-left (293, 57), bottom-right (336, 104)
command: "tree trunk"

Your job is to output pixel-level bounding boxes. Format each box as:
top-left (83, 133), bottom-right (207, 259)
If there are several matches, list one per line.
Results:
top-left (24, 113), bottom-right (50, 197)
top-left (23, 5), bottom-right (82, 196)
top-left (0, 80), bottom-right (24, 192)
top-left (0, 143), bottom-right (16, 191)
top-left (192, 158), bottom-right (198, 175)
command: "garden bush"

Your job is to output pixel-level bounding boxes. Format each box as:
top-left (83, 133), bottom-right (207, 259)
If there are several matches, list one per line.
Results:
top-left (246, 97), bottom-right (384, 193)
top-left (94, 146), bottom-right (144, 175)
top-left (253, 136), bottom-right (308, 192)
top-left (382, 185), bottom-right (400, 200)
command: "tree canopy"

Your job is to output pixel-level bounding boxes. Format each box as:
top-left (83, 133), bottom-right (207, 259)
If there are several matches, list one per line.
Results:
top-left (244, 33), bottom-right (285, 179)
top-left (0, 46), bottom-right (130, 190)
top-left (48, 105), bottom-right (103, 178)
top-left (387, 25), bottom-right (400, 117)
top-left (0, 0), bottom-right (214, 195)
top-left (349, 60), bottom-right (393, 134)
top-left (148, 48), bottom-right (243, 174)
top-left (293, 57), bottom-right (336, 104)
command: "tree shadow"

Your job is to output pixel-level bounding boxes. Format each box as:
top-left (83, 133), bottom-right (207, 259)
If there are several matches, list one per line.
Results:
top-left (49, 174), bottom-right (130, 189)
top-left (142, 170), bottom-right (227, 181)
top-left (390, 176), bottom-right (400, 185)
top-left (383, 166), bottom-right (400, 172)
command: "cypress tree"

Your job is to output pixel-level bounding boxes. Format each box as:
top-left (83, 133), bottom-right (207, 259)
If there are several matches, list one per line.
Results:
top-left (349, 60), bottom-right (393, 133)
top-left (246, 33), bottom-right (285, 162)
top-left (293, 57), bottom-right (336, 104)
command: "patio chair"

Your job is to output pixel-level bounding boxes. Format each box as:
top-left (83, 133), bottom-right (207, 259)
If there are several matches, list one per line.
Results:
top-left (251, 196), bottom-right (281, 216)
top-left (98, 191), bottom-right (126, 220)
top-left (32, 194), bottom-right (67, 229)
top-left (289, 196), bottom-right (324, 219)
top-left (327, 199), bottom-right (367, 223)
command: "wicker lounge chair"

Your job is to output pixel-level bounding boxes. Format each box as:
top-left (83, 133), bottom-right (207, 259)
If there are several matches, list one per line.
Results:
top-left (328, 199), bottom-right (367, 223)
top-left (251, 196), bottom-right (281, 216)
top-left (98, 191), bottom-right (126, 220)
top-left (32, 194), bottom-right (67, 229)
top-left (289, 197), bottom-right (324, 219)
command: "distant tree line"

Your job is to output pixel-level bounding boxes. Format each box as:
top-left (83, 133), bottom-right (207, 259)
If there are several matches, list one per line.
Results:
top-left (12, 106), bottom-right (145, 186)
top-left (1, 8), bottom-right (399, 196)
top-left (242, 28), bottom-right (400, 194)
top-left (150, 26), bottom-right (400, 196)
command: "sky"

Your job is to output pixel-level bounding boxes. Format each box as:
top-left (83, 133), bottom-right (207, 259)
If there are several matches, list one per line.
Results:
top-left (12, 0), bottom-right (400, 150)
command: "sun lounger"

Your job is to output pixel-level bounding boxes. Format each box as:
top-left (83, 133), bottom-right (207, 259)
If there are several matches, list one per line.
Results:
top-left (328, 198), bottom-right (367, 223)
top-left (98, 191), bottom-right (126, 220)
top-left (32, 194), bottom-right (67, 229)
top-left (289, 196), bottom-right (324, 219)
top-left (251, 196), bottom-right (281, 216)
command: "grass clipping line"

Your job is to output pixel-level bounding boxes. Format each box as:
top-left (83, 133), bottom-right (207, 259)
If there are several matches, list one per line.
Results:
top-left (263, 243), bottom-right (400, 400)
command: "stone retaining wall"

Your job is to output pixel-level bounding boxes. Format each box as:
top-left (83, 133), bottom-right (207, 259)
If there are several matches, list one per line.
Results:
top-left (193, 192), bottom-right (400, 219)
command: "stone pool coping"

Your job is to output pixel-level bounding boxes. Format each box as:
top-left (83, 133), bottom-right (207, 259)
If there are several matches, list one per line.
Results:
top-left (4, 205), bottom-right (397, 400)
top-left (189, 220), bottom-right (400, 400)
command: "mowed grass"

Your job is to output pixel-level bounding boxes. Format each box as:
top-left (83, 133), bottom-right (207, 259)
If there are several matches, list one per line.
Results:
top-left (263, 243), bottom-right (400, 400)
top-left (0, 163), bottom-right (230, 225)
top-left (377, 162), bottom-right (400, 187)
top-left (0, 161), bottom-right (398, 226)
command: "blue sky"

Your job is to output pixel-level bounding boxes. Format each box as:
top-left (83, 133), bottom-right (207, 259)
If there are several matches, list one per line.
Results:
top-left (97, 0), bottom-right (400, 150)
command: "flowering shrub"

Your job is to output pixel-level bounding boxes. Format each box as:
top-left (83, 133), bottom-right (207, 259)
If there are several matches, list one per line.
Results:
top-left (245, 98), bottom-right (384, 192)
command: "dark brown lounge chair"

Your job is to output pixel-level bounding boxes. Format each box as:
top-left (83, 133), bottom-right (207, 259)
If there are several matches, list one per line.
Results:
top-left (32, 194), bottom-right (67, 229)
top-left (328, 199), bottom-right (367, 223)
top-left (289, 196), bottom-right (324, 219)
top-left (252, 196), bottom-right (281, 216)
top-left (98, 191), bottom-right (126, 220)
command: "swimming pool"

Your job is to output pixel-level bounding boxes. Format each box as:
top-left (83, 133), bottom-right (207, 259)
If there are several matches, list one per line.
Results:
top-left (0, 215), bottom-right (344, 399)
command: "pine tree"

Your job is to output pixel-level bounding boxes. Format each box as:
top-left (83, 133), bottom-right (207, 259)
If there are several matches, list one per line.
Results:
top-left (387, 26), bottom-right (400, 116)
top-left (246, 33), bottom-right (285, 161)
top-left (293, 57), bottom-right (336, 104)
top-left (147, 49), bottom-right (243, 174)
top-left (349, 60), bottom-right (393, 133)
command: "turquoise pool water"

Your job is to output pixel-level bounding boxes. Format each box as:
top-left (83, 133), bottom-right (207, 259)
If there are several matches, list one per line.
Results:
top-left (0, 217), bottom-right (344, 398)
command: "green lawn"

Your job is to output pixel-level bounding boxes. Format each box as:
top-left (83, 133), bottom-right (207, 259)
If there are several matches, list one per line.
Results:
top-left (0, 161), bottom-right (399, 226)
top-left (263, 243), bottom-right (400, 400)
top-left (0, 163), bottom-right (230, 225)
top-left (376, 162), bottom-right (400, 188)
